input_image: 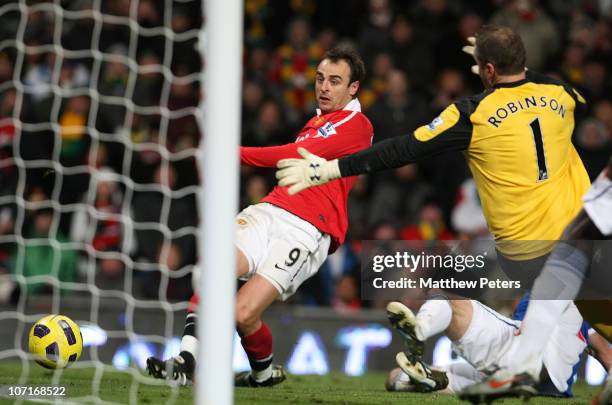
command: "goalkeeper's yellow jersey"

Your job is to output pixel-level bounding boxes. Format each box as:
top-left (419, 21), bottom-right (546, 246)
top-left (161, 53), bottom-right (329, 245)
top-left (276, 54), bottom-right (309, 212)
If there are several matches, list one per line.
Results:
top-left (413, 72), bottom-right (590, 259)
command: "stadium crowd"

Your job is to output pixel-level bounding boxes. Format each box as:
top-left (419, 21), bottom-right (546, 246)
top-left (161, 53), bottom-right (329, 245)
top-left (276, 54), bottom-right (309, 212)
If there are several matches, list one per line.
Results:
top-left (0, 0), bottom-right (611, 309)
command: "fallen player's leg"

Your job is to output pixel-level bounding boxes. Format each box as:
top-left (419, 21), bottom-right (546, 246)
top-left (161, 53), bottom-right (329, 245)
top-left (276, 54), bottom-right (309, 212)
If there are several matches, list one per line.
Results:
top-left (458, 300), bottom-right (589, 403)
top-left (386, 296), bottom-right (452, 360)
top-left (387, 362), bottom-right (499, 394)
top-left (387, 297), bottom-right (587, 402)
top-left (394, 351), bottom-right (449, 392)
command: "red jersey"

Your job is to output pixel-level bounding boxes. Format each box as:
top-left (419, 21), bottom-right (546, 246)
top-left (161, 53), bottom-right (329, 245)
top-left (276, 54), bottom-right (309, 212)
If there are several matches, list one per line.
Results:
top-left (240, 99), bottom-right (373, 252)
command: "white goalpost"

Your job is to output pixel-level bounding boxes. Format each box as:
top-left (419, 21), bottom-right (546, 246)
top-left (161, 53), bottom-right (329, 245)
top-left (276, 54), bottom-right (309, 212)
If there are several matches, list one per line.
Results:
top-left (0, 0), bottom-right (243, 403)
top-left (198, 0), bottom-right (243, 404)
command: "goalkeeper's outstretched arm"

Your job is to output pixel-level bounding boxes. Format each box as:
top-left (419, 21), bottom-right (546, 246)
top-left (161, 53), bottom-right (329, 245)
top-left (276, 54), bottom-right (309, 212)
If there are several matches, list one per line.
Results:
top-left (277, 102), bottom-right (472, 194)
top-left (337, 126), bottom-right (469, 177)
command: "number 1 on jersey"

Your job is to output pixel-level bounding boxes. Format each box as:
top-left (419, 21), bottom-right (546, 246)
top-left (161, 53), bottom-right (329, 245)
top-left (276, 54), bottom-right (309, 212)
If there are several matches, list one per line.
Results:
top-left (529, 118), bottom-right (548, 181)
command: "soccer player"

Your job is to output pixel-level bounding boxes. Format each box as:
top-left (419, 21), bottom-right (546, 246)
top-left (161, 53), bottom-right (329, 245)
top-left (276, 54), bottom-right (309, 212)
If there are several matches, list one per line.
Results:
top-left (276, 23), bottom-right (591, 395)
top-left (458, 156), bottom-right (612, 403)
top-left (146, 47), bottom-right (373, 386)
top-left (383, 296), bottom-right (607, 399)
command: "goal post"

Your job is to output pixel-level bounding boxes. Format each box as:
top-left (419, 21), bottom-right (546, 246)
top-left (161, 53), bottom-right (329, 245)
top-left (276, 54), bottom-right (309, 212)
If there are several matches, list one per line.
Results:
top-left (198, 0), bottom-right (243, 404)
top-left (0, 0), bottom-right (243, 403)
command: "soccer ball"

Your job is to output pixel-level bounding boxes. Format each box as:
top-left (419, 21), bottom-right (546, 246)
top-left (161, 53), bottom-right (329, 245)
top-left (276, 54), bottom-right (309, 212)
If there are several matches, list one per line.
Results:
top-left (28, 314), bottom-right (83, 369)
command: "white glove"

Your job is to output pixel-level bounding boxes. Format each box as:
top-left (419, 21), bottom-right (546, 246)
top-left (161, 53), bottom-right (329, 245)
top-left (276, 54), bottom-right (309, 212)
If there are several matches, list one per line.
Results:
top-left (462, 36), bottom-right (527, 75)
top-left (276, 147), bottom-right (341, 195)
top-left (462, 36), bottom-right (480, 75)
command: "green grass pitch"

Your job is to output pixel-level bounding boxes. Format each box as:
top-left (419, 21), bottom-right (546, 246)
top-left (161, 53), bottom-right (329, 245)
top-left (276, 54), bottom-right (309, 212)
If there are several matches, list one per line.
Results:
top-left (0, 361), bottom-right (599, 404)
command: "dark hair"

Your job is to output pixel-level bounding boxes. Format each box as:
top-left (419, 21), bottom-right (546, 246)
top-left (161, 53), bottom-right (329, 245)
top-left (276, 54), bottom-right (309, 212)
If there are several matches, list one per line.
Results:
top-left (475, 25), bottom-right (526, 75)
top-left (322, 46), bottom-right (366, 85)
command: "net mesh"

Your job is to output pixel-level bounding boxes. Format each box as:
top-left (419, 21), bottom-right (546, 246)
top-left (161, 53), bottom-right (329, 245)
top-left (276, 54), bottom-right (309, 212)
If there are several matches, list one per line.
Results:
top-left (0, 0), bottom-right (203, 403)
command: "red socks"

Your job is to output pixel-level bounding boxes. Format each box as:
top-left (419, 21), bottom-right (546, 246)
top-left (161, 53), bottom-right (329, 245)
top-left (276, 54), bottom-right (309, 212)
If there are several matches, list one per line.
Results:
top-left (240, 322), bottom-right (273, 380)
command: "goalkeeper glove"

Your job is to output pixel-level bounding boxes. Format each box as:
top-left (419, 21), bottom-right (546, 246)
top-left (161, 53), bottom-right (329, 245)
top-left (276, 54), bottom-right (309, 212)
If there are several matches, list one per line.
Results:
top-left (276, 147), bottom-right (341, 195)
top-left (462, 36), bottom-right (480, 75)
top-left (462, 36), bottom-right (527, 75)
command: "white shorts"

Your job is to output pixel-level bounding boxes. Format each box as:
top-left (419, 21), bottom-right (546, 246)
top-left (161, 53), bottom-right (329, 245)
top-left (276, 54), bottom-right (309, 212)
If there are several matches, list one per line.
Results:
top-left (583, 171), bottom-right (612, 236)
top-left (235, 203), bottom-right (331, 301)
top-left (453, 300), bottom-right (585, 393)
top-left (452, 301), bottom-right (521, 374)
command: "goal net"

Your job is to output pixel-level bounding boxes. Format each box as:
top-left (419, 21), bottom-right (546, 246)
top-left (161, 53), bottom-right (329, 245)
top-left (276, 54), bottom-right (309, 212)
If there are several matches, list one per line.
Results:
top-left (0, 0), bottom-right (211, 402)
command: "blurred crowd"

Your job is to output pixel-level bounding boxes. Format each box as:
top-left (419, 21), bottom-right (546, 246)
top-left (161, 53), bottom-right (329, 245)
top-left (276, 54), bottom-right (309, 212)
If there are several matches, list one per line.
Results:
top-left (0, 0), bottom-right (611, 311)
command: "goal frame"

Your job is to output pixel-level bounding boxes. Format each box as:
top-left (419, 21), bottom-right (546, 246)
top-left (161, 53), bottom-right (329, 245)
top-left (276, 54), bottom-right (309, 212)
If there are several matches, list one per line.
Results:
top-left (197, 1), bottom-right (243, 404)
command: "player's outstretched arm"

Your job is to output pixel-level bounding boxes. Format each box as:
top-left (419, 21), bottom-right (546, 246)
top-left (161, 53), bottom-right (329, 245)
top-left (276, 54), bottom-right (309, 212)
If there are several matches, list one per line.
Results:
top-left (276, 134), bottom-right (419, 194)
top-left (276, 120), bottom-right (469, 194)
top-left (276, 100), bottom-right (473, 194)
top-left (240, 121), bottom-right (371, 169)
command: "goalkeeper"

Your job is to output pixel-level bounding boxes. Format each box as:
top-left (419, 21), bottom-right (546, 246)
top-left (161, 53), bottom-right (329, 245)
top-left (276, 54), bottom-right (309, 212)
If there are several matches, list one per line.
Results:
top-left (147, 47), bottom-right (373, 386)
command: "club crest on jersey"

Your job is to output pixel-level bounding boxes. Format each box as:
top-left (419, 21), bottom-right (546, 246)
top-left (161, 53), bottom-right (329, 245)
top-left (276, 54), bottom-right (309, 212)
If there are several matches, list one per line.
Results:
top-left (316, 122), bottom-right (336, 138)
top-left (427, 116), bottom-right (444, 131)
top-left (312, 116), bottom-right (326, 127)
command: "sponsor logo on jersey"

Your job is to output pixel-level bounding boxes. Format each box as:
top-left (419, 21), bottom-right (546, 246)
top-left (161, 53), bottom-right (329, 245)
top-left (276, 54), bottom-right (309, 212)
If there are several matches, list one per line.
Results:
top-left (316, 122), bottom-right (337, 138)
top-left (427, 116), bottom-right (444, 130)
top-left (237, 218), bottom-right (247, 225)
